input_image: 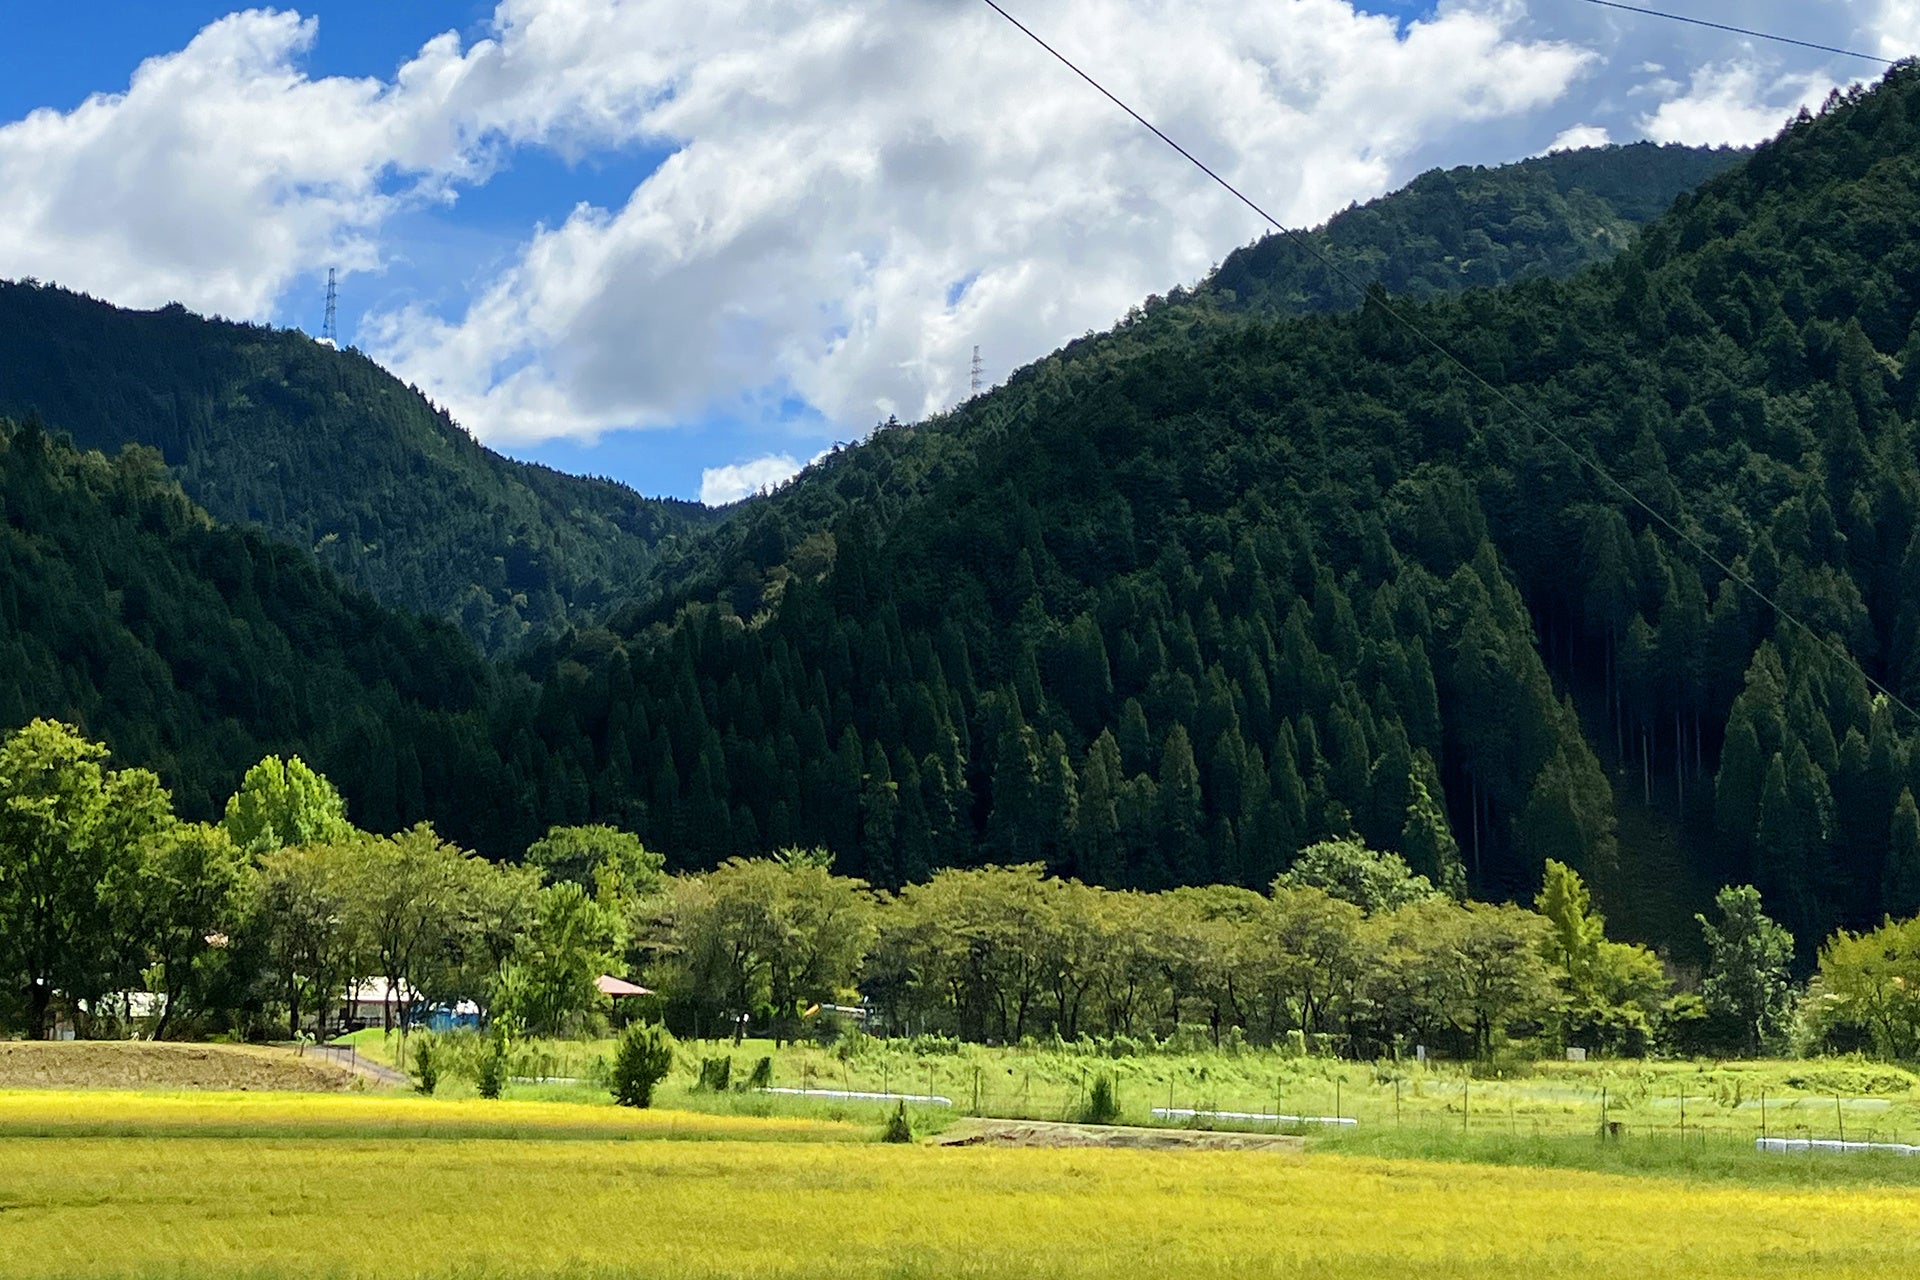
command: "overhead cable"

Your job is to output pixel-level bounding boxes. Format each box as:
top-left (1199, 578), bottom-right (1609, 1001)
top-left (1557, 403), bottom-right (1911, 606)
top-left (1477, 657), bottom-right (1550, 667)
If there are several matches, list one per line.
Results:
top-left (976, 0), bottom-right (1920, 725)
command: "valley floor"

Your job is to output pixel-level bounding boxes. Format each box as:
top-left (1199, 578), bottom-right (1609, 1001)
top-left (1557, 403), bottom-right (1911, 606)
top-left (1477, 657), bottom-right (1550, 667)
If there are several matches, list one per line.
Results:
top-left (0, 1090), bottom-right (1916, 1279)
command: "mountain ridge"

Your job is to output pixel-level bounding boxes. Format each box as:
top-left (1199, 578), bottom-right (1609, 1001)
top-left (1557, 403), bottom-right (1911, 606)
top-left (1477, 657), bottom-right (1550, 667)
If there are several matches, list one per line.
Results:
top-left (0, 282), bottom-right (715, 654)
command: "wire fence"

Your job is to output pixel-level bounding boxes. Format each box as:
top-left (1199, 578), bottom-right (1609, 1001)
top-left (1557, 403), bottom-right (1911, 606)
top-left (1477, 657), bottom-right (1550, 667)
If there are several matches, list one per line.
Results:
top-left (706, 1048), bottom-right (1917, 1148)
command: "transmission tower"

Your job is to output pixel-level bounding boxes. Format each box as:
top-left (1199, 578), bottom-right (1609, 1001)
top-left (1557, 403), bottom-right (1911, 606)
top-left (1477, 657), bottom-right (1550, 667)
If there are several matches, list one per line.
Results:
top-left (321, 268), bottom-right (338, 347)
top-left (970, 345), bottom-right (983, 398)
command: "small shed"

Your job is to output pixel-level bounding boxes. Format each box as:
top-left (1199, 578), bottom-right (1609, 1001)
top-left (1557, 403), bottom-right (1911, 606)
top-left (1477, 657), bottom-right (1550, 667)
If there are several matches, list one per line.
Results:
top-left (341, 977), bottom-right (419, 1030)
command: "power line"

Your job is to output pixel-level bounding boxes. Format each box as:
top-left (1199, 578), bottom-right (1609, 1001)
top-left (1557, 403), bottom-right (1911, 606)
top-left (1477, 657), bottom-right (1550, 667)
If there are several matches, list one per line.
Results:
top-left (1572, 0), bottom-right (1895, 67)
top-left (975, 0), bottom-right (1920, 725)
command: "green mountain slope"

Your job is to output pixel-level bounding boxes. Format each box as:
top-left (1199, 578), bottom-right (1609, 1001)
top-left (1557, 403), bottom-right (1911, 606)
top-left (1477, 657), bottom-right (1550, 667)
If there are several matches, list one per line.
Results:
top-left (0, 415), bottom-right (524, 839)
top-left (1206, 141), bottom-right (1744, 315)
top-left (499, 70), bottom-right (1920, 958)
top-left (0, 284), bottom-right (714, 654)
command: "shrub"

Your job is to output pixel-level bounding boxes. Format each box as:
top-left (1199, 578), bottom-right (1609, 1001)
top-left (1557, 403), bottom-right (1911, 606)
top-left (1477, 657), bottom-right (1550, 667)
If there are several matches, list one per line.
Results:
top-left (882, 1102), bottom-right (913, 1144)
top-left (747, 1056), bottom-right (774, 1089)
top-left (612, 1022), bottom-right (676, 1108)
top-left (697, 1056), bottom-right (732, 1092)
top-left (411, 1033), bottom-right (439, 1095)
top-left (476, 1033), bottom-right (508, 1100)
top-left (1081, 1073), bottom-right (1120, 1125)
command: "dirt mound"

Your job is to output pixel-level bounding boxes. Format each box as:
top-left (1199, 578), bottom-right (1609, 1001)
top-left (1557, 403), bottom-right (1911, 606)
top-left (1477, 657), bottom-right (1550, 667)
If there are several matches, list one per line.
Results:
top-left (935, 1118), bottom-right (1305, 1151)
top-left (0, 1042), bottom-right (358, 1092)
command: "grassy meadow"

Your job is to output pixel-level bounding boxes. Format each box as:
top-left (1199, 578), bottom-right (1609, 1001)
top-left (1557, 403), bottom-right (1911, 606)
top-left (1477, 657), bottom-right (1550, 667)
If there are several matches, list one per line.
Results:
top-left (339, 1028), bottom-right (1920, 1146)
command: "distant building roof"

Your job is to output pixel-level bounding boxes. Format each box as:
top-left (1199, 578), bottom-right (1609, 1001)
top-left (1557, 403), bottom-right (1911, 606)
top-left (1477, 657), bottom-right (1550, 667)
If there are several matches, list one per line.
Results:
top-left (596, 975), bottom-right (653, 998)
top-left (344, 978), bottom-right (419, 1004)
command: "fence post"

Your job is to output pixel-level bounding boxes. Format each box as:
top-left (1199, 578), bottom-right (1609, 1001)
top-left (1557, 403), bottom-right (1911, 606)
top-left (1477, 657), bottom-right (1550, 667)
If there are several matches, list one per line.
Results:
top-left (1760, 1089), bottom-right (1767, 1141)
top-left (1679, 1089), bottom-right (1686, 1143)
top-left (1463, 1074), bottom-right (1469, 1133)
top-left (1394, 1077), bottom-right (1401, 1126)
top-left (1836, 1095), bottom-right (1845, 1144)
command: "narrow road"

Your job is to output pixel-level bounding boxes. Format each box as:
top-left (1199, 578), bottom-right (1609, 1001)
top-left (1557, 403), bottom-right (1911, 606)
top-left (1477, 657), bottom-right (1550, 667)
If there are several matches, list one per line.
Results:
top-left (296, 1044), bottom-right (408, 1088)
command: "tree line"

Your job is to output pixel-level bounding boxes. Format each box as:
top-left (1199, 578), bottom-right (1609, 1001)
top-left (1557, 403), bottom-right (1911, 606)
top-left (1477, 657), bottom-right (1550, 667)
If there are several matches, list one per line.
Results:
top-left (12, 721), bottom-right (1913, 1064)
top-left (0, 721), bottom-right (649, 1041)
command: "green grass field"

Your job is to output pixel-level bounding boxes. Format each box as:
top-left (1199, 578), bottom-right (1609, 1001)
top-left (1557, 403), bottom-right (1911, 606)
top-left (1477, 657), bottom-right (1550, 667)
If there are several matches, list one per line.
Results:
top-left (339, 1028), bottom-right (1920, 1146)
top-left (1, 1091), bottom-right (1917, 1279)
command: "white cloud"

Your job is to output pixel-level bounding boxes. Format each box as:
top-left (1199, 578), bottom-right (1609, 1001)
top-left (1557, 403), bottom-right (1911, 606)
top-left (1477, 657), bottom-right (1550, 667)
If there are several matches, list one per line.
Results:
top-left (1544, 124), bottom-right (1612, 152)
top-left (1639, 62), bottom-right (1832, 146)
top-left (0, 11), bottom-right (478, 317)
top-left (1875, 0), bottom-right (1920, 57)
top-left (0, 0), bottom-right (1909, 454)
top-left (700, 453), bottom-right (804, 505)
top-left (358, 0), bottom-right (1596, 443)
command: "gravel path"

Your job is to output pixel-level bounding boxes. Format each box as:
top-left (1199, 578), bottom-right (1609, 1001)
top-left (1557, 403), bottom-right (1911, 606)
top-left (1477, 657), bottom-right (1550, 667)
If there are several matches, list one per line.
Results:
top-left (297, 1045), bottom-right (409, 1088)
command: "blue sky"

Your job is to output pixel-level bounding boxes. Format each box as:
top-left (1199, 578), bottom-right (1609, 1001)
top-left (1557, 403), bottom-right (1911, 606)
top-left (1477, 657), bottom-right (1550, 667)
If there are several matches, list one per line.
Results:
top-left (0, 1), bottom-right (1907, 502)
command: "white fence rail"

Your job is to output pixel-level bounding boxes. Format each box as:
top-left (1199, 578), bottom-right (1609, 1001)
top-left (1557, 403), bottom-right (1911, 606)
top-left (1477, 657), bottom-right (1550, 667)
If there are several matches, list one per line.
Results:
top-left (757, 1087), bottom-right (953, 1107)
top-left (1756, 1137), bottom-right (1920, 1156)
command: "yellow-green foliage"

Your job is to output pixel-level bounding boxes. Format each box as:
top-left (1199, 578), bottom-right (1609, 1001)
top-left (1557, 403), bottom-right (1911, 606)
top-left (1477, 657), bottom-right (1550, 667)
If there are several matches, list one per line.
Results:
top-left (2, 1130), bottom-right (1919, 1278)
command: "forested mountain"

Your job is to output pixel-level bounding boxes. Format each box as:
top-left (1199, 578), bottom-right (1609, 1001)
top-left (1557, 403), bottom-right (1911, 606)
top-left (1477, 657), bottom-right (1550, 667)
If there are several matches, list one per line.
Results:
top-left (0, 283), bottom-right (713, 653)
top-left (0, 415), bottom-right (524, 837)
top-left (1205, 141), bottom-right (1743, 316)
top-left (490, 69), bottom-right (1920, 961)
top-left (0, 103), bottom-right (1893, 963)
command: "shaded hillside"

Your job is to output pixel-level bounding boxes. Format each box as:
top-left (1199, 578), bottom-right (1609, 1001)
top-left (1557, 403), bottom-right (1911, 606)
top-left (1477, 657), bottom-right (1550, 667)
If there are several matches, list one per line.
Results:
top-left (498, 69), bottom-right (1920, 959)
top-left (0, 415), bottom-right (519, 841)
top-left (0, 284), bottom-right (714, 653)
top-left (1206, 141), bottom-right (1744, 316)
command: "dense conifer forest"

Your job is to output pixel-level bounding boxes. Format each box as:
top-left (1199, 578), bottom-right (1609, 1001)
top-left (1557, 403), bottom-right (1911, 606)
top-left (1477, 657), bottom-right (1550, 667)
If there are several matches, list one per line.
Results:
top-left (1206, 140), bottom-right (1743, 316)
top-left (513, 68), bottom-right (1920, 958)
top-left (3, 79), bottom-right (1914, 962)
top-left (0, 416), bottom-right (519, 833)
top-left (0, 284), bottom-right (714, 653)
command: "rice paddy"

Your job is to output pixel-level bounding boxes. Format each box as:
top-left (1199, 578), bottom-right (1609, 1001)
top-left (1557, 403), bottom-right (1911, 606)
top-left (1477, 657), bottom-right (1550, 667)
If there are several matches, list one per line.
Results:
top-left (1, 1102), bottom-right (1918, 1279)
top-left (5, 1045), bottom-right (1919, 1277)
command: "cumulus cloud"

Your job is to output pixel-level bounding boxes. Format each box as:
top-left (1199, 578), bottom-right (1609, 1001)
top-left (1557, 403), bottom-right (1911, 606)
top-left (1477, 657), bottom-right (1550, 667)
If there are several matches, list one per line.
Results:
top-left (1639, 62), bottom-right (1832, 145)
top-left (356, 0), bottom-right (1597, 442)
top-left (0, 11), bottom-right (493, 317)
top-left (700, 453), bottom-right (804, 505)
top-left (1874, 0), bottom-right (1920, 57)
top-left (0, 0), bottom-right (1909, 451)
top-left (1544, 124), bottom-right (1612, 152)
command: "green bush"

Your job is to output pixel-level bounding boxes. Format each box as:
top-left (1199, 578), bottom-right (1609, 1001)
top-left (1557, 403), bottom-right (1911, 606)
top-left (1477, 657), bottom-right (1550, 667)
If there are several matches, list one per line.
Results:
top-left (612, 1022), bottom-right (676, 1108)
top-left (697, 1056), bottom-right (732, 1092)
top-left (882, 1102), bottom-right (913, 1143)
top-left (1081, 1073), bottom-right (1120, 1125)
top-left (747, 1056), bottom-right (774, 1089)
top-left (476, 1032), bottom-right (508, 1100)
top-left (410, 1033), bottom-right (439, 1095)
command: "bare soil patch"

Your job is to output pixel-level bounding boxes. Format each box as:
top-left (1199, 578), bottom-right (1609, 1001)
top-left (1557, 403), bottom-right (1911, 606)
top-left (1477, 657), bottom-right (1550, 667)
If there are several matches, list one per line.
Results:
top-left (0, 1042), bottom-right (357, 1092)
top-left (934, 1118), bottom-right (1305, 1151)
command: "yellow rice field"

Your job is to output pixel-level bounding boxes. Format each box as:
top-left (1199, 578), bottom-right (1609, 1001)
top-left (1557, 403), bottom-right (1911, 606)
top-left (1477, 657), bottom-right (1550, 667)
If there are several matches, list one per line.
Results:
top-left (0, 1089), bottom-right (864, 1142)
top-left (0, 1093), bottom-right (1916, 1278)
